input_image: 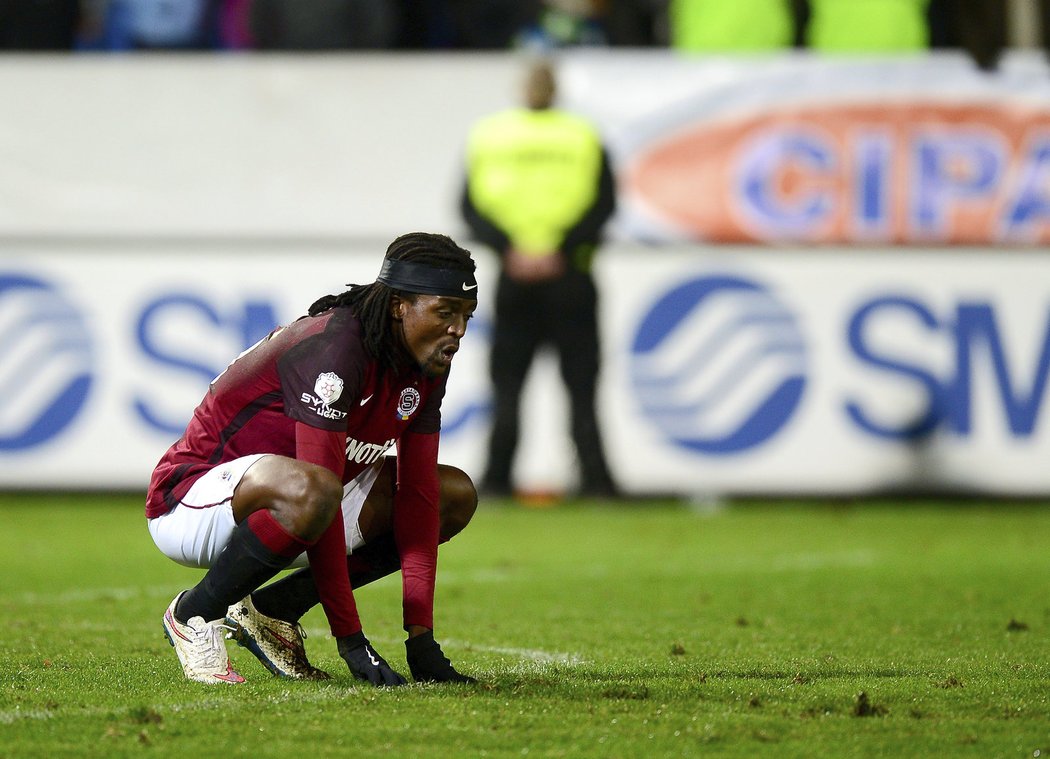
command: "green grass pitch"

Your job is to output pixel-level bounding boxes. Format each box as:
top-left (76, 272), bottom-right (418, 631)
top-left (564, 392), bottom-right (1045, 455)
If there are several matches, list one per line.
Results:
top-left (1, 492), bottom-right (1048, 757)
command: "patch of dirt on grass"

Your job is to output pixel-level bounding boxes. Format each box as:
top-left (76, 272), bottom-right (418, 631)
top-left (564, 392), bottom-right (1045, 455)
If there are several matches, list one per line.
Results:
top-left (853, 691), bottom-right (887, 717)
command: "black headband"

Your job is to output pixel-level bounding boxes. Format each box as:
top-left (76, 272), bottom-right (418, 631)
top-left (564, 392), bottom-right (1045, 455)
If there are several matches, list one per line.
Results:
top-left (376, 258), bottom-right (479, 299)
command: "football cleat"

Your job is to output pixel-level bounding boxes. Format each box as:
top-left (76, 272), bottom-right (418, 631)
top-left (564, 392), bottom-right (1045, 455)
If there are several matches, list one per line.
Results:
top-left (163, 592), bottom-right (245, 684)
top-left (225, 595), bottom-right (330, 680)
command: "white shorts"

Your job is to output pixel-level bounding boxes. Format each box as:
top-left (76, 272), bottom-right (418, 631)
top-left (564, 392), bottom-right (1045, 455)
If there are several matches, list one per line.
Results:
top-left (147, 454), bottom-right (383, 569)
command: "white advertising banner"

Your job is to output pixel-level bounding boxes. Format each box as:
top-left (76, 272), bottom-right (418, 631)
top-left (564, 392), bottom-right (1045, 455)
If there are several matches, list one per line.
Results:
top-left (1, 241), bottom-right (1047, 496)
top-left (598, 246), bottom-right (1050, 497)
top-left (3, 52), bottom-right (1049, 247)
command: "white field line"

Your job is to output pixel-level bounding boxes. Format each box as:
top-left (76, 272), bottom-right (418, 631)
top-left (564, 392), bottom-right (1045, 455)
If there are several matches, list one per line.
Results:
top-left (353, 635), bottom-right (587, 667)
top-left (444, 641), bottom-right (586, 666)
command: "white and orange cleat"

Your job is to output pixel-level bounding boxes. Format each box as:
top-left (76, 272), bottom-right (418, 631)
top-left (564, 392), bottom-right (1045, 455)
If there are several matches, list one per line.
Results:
top-left (163, 592), bottom-right (245, 684)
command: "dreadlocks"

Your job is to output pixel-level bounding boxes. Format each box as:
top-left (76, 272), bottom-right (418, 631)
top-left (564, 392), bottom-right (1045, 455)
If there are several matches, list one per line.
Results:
top-left (307, 232), bottom-right (476, 372)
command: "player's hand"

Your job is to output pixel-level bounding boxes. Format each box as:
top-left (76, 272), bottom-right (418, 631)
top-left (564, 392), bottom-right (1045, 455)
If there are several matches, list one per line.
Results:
top-left (405, 630), bottom-right (477, 683)
top-left (337, 632), bottom-right (407, 686)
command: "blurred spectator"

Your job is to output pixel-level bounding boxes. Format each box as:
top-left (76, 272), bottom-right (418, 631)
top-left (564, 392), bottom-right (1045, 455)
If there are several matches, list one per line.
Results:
top-left (0, 0), bottom-right (81, 50)
top-left (214, 0), bottom-right (253, 49)
top-left (605, 0), bottom-right (668, 46)
top-left (398, 0), bottom-right (538, 49)
top-left (926, 0), bottom-right (1005, 70)
top-left (397, 0), bottom-right (454, 48)
top-left (249, 0), bottom-right (400, 50)
top-left (450, 0), bottom-right (539, 49)
top-left (77, 0), bottom-right (214, 50)
top-left (930, 0), bottom-right (1050, 71)
top-left (515, 0), bottom-right (608, 49)
top-left (801, 0), bottom-right (930, 53)
top-left (669, 0), bottom-right (797, 52)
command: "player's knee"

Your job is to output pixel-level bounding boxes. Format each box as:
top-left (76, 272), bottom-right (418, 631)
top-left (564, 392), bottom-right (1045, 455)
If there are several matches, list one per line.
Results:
top-left (282, 465), bottom-right (343, 542)
top-left (439, 466), bottom-right (478, 542)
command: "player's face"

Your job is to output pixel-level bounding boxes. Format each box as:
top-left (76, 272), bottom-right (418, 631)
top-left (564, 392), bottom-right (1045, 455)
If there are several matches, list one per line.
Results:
top-left (393, 294), bottom-right (476, 377)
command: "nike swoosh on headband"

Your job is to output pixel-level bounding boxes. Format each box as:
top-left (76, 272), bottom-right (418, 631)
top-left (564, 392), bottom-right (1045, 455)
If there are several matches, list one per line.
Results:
top-left (376, 258), bottom-right (479, 298)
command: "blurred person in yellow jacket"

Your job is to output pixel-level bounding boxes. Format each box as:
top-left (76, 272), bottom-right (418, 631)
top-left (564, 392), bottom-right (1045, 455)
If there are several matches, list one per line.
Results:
top-left (804, 0), bottom-right (930, 52)
top-left (669, 0), bottom-right (796, 52)
top-left (670, 0), bottom-right (931, 56)
top-left (460, 59), bottom-right (619, 499)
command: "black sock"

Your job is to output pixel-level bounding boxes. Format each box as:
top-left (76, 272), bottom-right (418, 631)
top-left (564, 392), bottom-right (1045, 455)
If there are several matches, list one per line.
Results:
top-left (252, 534), bottom-right (402, 623)
top-left (250, 567), bottom-right (317, 622)
top-left (175, 520), bottom-right (299, 623)
top-left (346, 534), bottom-right (402, 588)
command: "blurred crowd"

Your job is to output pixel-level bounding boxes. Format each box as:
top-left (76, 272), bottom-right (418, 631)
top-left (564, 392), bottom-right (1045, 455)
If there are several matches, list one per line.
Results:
top-left (0, 0), bottom-right (1042, 71)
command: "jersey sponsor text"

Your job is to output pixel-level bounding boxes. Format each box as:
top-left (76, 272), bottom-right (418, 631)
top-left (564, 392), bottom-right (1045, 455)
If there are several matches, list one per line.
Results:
top-left (300, 392), bottom-right (349, 421)
top-left (345, 436), bottom-right (395, 465)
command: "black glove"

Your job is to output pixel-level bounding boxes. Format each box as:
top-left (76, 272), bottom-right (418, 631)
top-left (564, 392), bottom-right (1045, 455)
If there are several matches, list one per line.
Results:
top-left (337, 632), bottom-right (407, 687)
top-left (405, 631), bottom-right (477, 684)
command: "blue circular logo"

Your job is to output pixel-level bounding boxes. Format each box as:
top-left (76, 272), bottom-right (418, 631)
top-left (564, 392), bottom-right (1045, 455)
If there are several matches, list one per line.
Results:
top-left (0, 274), bottom-right (94, 450)
top-left (630, 274), bottom-right (806, 454)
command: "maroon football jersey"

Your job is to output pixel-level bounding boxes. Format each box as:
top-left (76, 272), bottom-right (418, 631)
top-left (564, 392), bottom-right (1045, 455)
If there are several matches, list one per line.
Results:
top-left (145, 307), bottom-right (446, 518)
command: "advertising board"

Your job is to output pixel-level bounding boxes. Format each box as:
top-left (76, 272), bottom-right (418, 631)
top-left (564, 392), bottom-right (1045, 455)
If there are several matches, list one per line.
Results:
top-left (2, 241), bottom-right (1046, 496)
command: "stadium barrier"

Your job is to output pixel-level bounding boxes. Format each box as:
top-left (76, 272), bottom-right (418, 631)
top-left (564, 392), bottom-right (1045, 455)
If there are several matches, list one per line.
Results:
top-left (1, 52), bottom-right (1048, 495)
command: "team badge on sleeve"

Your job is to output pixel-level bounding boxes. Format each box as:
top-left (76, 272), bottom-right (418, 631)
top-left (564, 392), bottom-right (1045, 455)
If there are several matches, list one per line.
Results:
top-left (314, 372), bottom-right (345, 406)
top-left (397, 387), bottom-right (421, 420)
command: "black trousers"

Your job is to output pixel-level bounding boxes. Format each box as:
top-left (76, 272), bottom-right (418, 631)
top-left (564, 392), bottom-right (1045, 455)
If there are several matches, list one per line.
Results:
top-left (482, 267), bottom-right (617, 495)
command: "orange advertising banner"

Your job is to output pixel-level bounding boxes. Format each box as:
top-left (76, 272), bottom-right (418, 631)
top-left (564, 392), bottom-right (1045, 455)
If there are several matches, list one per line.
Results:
top-left (627, 103), bottom-right (1050, 245)
top-left (578, 54), bottom-right (1050, 246)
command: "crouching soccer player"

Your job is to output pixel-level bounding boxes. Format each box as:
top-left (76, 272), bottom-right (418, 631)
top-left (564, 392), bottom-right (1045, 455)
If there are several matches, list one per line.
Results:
top-left (145, 232), bottom-right (479, 686)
